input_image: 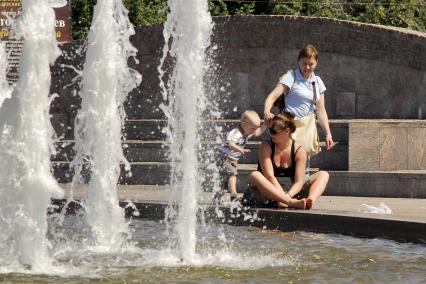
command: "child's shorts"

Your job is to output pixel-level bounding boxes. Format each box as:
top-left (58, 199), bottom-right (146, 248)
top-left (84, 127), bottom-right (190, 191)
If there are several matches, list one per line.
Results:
top-left (219, 156), bottom-right (238, 187)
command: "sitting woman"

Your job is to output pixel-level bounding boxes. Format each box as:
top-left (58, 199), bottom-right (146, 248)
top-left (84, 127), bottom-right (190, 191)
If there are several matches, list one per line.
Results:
top-left (243, 112), bottom-right (329, 209)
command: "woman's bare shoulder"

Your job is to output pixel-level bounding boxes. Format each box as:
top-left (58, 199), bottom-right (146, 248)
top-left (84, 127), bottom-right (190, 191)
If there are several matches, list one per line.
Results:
top-left (259, 140), bottom-right (272, 154)
top-left (294, 142), bottom-right (307, 157)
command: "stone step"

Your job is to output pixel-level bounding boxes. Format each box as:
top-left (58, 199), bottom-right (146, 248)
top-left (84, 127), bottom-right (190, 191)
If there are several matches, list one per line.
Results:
top-left (52, 162), bottom-right (169, 185)
top-left (234, 168), bottom-right (426, 199)
top-left (124, 119), bottom-right (349, 143)
top-left (51, 117), bottom-right (349, 144)
top-left (325, 170), bottom-right (426, 198)
top-left (53, 140), bottom-right (347, 170)
top-left (52, 162), bottom-right (426, 198)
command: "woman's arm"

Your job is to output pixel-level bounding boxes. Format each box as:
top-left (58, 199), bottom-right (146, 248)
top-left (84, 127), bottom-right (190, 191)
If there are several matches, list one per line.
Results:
top-left (253, 121), bottom-right (268, 137)
top-left (263, 84), bottom-right (288, 123)
top-left (287, 146), bottom-right (308, 197)
top-left (316, 93), bottom-right (335, 150)
top-left (258, 142), bottom-right (284, 191)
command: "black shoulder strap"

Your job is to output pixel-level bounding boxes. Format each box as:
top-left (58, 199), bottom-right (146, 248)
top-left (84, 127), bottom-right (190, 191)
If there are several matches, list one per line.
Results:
top-left (269, 139), bottom-right (275, 154)
top-left (312, 76), bottom-right (320, 109)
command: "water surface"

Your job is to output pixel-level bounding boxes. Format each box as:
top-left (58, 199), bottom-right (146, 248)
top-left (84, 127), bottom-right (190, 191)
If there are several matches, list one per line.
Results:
top-left (2, 218), bottom-right (425, 283)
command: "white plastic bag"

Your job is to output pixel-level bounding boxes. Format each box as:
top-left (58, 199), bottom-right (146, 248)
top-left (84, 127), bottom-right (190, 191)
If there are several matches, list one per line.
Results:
top-left (359, 202), bottom-right (393, 215)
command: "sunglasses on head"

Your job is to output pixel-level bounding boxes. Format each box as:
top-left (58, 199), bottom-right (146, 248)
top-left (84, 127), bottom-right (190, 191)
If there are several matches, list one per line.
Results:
top-left (268, 127), bottom-right (286, 136)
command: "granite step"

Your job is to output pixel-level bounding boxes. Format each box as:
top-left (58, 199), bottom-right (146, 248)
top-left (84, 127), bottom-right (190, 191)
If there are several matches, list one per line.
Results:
top-left (53, 140), bottom-right (347, 170)
top-left (51, 116), bottom-right (349, 144)
top-left (52, 162), bottom-right (426, 198)
top-left (123, 119), bottom-right (349, 143)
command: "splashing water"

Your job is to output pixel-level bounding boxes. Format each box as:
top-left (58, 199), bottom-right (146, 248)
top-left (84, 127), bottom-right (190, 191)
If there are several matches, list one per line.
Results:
top-left (0, 0), bottom-right (63, 269)
top-left (158, 0), bottom-right (213, 262)
top-left (70, 0), bottom-right (141, 250)
top-left (0, 42), bottom-right (12, 107)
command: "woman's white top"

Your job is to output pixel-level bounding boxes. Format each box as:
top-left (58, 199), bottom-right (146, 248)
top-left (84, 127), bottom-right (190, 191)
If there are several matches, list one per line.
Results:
top-left (279, 68), bottom-right (326, 119)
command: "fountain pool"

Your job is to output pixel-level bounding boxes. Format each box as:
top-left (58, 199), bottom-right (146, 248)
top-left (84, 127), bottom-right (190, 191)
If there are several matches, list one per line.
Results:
top-left (0, 217), bottom-right (425, 283)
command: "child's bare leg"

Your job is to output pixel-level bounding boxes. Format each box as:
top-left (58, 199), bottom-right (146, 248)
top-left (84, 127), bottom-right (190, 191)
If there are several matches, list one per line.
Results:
top-left (228, 175), bottom-right (238, 198)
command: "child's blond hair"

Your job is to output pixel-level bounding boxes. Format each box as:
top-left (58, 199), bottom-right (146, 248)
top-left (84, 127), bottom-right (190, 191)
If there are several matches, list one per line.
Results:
top-left (241, 110), bottom-right (261, 127)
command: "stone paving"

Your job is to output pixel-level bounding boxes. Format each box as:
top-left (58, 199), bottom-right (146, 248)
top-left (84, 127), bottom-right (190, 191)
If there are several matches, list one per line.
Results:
top-left (57, 184), bottom-right (426, 243)
top-left (60, 184), bottom-right (426, 224)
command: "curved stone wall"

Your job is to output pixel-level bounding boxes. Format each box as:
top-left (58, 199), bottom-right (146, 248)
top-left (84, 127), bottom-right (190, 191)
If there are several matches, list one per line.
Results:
top-left (51, 15), bottom-right (426, 126)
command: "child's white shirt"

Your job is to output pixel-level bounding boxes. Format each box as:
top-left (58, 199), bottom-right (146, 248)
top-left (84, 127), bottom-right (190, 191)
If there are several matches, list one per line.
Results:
top-left (219, 127), bottom-right (253, 161)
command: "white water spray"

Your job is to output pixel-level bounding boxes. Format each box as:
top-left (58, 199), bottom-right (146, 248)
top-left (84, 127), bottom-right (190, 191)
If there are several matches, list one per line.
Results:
top-left (0, 0), bottom-right (63, 268)
top-left (70, 0), bottom-right (141, 250)
top-left (159, 0), bottom-right (213, 262)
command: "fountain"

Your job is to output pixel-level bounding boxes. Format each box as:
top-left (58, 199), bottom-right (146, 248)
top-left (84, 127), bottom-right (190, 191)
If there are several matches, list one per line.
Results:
top-left (69, 0), bottom-right (141, 250)
top-left (158, 0), bottom-right (214, 262)
top-left (0, 0), bottom-right (63, 269)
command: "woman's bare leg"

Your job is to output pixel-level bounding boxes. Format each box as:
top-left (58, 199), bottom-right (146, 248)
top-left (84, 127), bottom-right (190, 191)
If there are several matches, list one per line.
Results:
top-left (249, 171), bottom-right (305, 209)
top-left (307, 170), bottom-right (329, 205)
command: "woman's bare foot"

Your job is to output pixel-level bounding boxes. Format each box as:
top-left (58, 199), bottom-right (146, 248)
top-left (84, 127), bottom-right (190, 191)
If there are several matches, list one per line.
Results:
top-left (289, 198), bottom-right (306, 209)
top-left (277, 202), bottom-right (289, 209)
top-left (306, 199), bottom-right (313, 210)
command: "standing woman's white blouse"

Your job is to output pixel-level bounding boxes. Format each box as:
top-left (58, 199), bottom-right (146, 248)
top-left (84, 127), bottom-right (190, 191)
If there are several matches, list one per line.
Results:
top-left (279, 68), bottom-right (326, 119)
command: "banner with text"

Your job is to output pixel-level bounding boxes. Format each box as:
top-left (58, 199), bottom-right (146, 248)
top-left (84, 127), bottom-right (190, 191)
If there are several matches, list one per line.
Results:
top-left (0, 0), bottom-right (71, 83)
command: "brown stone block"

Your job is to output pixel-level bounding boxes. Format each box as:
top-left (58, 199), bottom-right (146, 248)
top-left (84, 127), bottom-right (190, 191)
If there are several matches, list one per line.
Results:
top-left (349, 124), bottom-right (380, 171)
top-left (407, 128), bottom-right (426, 170)
top-left (213, 18), bottom-right (249, 49)
top-left (336, 92), bottom-right (356, 117)
top-left (217, 47), bottom-right (249, 72)
top-left (379, 127), bottom-right (408, 170)
top-left (247, 47), bottom-right (299, 109)
top-left (133, 25), bottom-right (164, 56)
top-left (247, 20), bottom-right (282, 48)
top-left (395, 126), bottom-right (409, 170)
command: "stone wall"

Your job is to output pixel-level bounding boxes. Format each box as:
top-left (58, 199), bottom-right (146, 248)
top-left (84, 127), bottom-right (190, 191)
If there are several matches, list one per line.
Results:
top-left (348, 120), bottom-right (426, 171)
top-left (50, 15), bottom-right (426, 127)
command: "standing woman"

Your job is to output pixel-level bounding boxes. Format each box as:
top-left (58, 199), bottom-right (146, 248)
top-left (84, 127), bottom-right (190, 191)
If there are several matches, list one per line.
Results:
top-left (260, 44), bottom-right (333, 208)
top-left (264, 44), bottom-right (334, 176)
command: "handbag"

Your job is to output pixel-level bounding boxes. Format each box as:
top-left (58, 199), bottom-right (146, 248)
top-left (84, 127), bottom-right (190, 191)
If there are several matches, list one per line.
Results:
top-left (277, 69), bottom-right (321, 156)
top-left (292, 113), bottom-right (321, 156)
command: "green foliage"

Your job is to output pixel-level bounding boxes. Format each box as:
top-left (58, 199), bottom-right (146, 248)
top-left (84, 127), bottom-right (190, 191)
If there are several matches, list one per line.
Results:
top-left (305, 0), bottom-right (350, 20)
top-left (209, 0), bottom-right (229, 16)
top-left (350, 0), bottom-right (426, 31)
top-left (71, 0), bottom-right (426, 40)
top-left (269, 0), bottom-right (425, 31)
top-left (235, 2), bottom-right (256, 16)
top-left (123, 0), bottom-right (167, 26)
top-left (71, 0), bottom-right (167, 40)
top-left (70, 0), bottom-right (95, 40)
top-left (270, 0), bottom-right (303, 16)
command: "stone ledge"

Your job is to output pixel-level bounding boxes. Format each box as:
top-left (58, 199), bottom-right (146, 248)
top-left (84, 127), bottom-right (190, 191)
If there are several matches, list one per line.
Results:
top-left (52, 140), bottom-right (347, 170)
top-left (50, 196), bottom-right (426, 244)
top-left (52, 162), bottom-right (426, 198)
top-left (229, 209), bottom-right (426, 245)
